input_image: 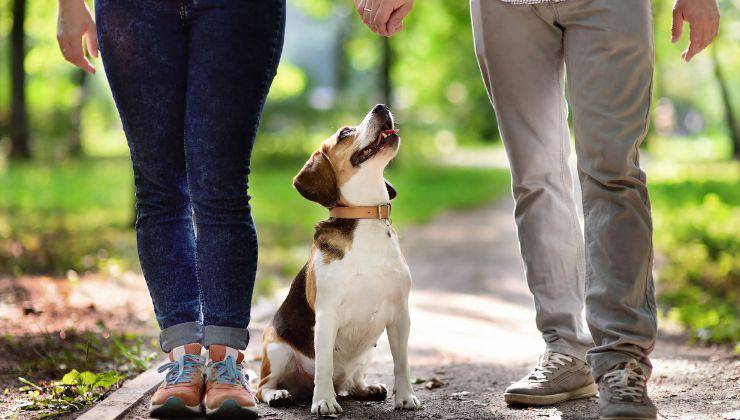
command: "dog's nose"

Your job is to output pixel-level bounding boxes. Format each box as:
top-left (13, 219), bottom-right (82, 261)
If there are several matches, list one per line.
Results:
top-left (372, 104), bottom-right (389, 114)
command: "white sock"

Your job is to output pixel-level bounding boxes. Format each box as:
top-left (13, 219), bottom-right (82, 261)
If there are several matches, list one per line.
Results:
top-left (171, 345), bottom-right (185, 360)
top-left (225, 346), bottom-right (239, 361)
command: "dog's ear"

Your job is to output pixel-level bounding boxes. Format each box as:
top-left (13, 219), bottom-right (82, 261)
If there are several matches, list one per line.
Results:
top-left (385, 179), bottom-right (397, 200)
top-left (294, 151), bottom-right (339, 208)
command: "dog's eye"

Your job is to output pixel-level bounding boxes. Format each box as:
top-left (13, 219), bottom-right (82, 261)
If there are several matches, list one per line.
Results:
top-left (338, 127), bottom-right (354, 140)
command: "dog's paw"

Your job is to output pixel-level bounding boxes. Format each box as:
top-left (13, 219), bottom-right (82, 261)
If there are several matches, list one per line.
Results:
top-left (351, 383), bottom-right (388, 401)
top-left (311, 396), bottom-right (343, 416)
top-left (394, 393), bottom-right (421, 410)
top-left (265, 389), bottom-right (293, 407)
top-left (365, 383), bottom-right (389, 400)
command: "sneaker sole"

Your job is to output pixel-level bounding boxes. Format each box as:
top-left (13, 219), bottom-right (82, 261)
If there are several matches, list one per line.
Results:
top-left (205, 399), bottom-right (259, 419)
top-left (149, 396), bottom-right (201, 418)
top-left (504, 382), bottom-right (598, 406)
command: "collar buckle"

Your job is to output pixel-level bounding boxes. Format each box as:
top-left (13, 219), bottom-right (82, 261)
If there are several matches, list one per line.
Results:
top-left (377, 204), bottom-right (391, 219)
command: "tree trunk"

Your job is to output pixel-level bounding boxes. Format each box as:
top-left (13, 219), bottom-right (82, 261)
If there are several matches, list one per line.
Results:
top-left (380, 37), bottom-right (393, 107)
top-left (68, 69), bottom-right (89, 157)
top-left (712, 44), bottom-right (740, 160)
top-left (333, 12), bottom-right (351, 97)
top-left (10, 0), bottom-right (30, 159)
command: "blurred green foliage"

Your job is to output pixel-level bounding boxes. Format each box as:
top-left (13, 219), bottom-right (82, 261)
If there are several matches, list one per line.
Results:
top-left (1, 0), bottom-right (737, 158)
top-left (650, 161), bottom-right (739, 344)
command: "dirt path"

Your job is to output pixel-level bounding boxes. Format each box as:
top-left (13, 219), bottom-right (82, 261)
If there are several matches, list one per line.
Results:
top-left (128, 197), bottom-right (738, 420)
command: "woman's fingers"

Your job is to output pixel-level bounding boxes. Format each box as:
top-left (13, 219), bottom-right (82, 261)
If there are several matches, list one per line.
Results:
top-left (58, 33), bottom-right (95, 74)
top-left (85, 24), bottom-right (99, 58)
top-left (362, 0), bottom-right (376, 25)
top-left (356, 0), bottom-right (368, 18)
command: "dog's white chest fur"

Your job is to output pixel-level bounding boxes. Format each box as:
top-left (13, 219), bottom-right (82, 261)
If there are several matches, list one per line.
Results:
top-left (314, 220), bottom-right (411, 364)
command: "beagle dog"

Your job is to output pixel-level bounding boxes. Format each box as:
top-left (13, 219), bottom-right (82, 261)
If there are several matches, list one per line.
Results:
top-left (256, 104), bottom-right (421, 416)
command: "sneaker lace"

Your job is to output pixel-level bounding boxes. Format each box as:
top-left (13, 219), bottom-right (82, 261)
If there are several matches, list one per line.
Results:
top-left (208, 356), bottom-right (249, 388)
top-left (528, 352), bottom-right (573, 381)
top-left (158, 354), bottom-right (203, 386)
top-left (602, 361), bottom-right (647, 402)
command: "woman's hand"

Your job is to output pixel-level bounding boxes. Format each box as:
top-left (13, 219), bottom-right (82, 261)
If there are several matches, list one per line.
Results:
top-left (354, 0), bottom-right (414, 37)
top-left (57, 0), bottom-right (98, 74)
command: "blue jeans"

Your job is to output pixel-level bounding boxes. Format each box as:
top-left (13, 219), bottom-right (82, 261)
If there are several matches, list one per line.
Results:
top-left (96, 0), bottom-right (285, 352)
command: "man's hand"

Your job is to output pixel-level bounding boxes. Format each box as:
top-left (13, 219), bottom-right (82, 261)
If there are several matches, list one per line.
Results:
top-left (672, 0), bottom-right (720, 62)
top-left (354, 0), bottom-right (414, 37)
top-left (57, 0), bottom-right (98, 74)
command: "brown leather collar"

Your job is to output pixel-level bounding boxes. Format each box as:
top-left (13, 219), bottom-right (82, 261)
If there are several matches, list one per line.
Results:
top-left (329, 204), bottom-right (391, 220)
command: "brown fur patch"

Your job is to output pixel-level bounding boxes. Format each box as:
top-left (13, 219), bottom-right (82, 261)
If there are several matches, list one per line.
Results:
top-left (293, 150), bottom-right (339, 208)
top-left (305, 251), bottom-right (317, 310)
top-left (257, 325), bottom-right (276, 397)
top-left (272, 264), bottom-right (316, 358)
top-left (314, 218), bottom-right (358, 264)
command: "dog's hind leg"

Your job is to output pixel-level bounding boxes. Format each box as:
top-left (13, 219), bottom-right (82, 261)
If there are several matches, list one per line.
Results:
top-left (346, 352), bottom-right (388, 401)
top-left (257, 339), bottom-right (295, 407)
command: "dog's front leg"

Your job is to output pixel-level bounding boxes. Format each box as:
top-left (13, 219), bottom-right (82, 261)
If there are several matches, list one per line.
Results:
top-left (311, 309), bottom-right (342, 416)
top-left (387, 302), bottom-right (421, 410)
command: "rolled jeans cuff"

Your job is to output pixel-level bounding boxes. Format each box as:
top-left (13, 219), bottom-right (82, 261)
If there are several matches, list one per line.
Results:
top-left (588, 351), bottom-right (653, 382)
top-left (160, 321), bottom-right (203, 353)
top-left (203, 325), bottom-right (249, 350)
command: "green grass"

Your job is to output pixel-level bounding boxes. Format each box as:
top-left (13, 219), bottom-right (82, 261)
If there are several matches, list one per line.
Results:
top-left (650, 160), bottom-right (739, 345)
top-left (0, 157), bottom-right (509, 278)
top-left (647, 135), bottom-right (734, 163)
top-left (2, 327), bottom-right (157, 419)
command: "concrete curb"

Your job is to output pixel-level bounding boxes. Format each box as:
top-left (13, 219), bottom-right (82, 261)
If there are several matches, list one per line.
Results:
top-left (78, 293), bottom-right (283, 420)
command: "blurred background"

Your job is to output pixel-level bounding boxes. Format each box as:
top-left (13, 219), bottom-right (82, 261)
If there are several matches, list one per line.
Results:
top-left (0, 0), bottom-right (737, 417)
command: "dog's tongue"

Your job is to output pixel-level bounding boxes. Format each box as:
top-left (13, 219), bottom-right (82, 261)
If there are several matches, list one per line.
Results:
top-left (379, 129), bottom-right (399, 142)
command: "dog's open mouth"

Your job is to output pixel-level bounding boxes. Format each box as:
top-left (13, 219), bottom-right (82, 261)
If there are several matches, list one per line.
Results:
top-left (350, 129), bottom-right (399, 167)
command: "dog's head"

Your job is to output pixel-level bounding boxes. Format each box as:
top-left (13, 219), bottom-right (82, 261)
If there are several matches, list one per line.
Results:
top-left (294, 104), bottom-right (399, 208)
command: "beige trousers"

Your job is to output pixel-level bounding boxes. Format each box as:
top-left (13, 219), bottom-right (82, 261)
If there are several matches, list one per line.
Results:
top-left (471, 0), bottom-right (657, 380)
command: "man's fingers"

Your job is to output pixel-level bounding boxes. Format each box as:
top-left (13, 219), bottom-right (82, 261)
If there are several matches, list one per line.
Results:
top-left (372, 2), bottom-right (395, 36)
top-left (387, 2), bottom-right (413, 35)
top-left (671, 9), bottom-right (684, 43)
top-left (683, 23), bottom-right (704, 61)
top-left (709, 13), bottom-right (720, 40)
top-left (387, 22), bottom-right (403, 36)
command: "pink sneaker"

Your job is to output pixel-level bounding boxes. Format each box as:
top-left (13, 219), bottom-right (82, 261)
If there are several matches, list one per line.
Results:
top-left (149, 343), bottom-right (205, 418)
top-left (203, 345), bottom-right (258, 419)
